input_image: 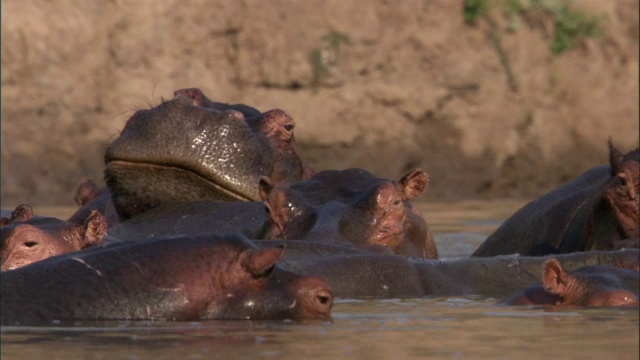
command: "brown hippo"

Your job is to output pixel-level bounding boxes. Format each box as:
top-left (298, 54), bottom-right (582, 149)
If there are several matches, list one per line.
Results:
top-left (504, 258), bottom-right (638, 307)
top-left (104, 89), bottom-right (312, 220)
top-left (0, 234), bottom-right (333, 325)
top-left (258, 168), bottom-right (438, 259)
top-left (1, 204), bottom-right (107, 271)
top-left (473, 141), bottom-right (639, 257)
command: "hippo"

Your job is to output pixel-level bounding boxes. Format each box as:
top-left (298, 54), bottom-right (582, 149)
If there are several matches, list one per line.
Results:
top-left (107, 200), bottom-right (268, 241)
top-left (260, 241), bottom-right (639, 299)
top-left (504, 258), bottom-right (639, 307)
top-left (0, 234), bottom-right (333, 325)
top-left (107, 168), bottom-right (437, 259)
top-left (104, 89), bottom-right (312, 220)
top-left (473, 141), bottom-right (639, 257)
top-left (258, 168), bottom-right (438, 259)
top-left (1, 204), bottom-right (107, 271)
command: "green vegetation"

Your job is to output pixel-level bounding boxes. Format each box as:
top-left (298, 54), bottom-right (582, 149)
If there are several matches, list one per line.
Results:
top-left (463, 0), bottom-right (604, 55)
top-left (308, 30), bottom-right (352, 88)
top-left (462, 0), bottom-right (604, 92)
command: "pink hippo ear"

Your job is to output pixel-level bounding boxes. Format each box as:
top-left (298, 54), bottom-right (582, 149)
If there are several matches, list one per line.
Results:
top-left (74, 178), bottom-right (101, 206)
top-left (81, 209), bottom-right (107, 248)
top-left (542, 258), bottom-right (571, 296)
top-left (173, 88), bottom-right (206, 107)
top-left (241, 246), bottom-right (286, 278)
top-left (11, 204), bottom-right (33, 222)
top-left (399, 169), bottom-right (429, 201)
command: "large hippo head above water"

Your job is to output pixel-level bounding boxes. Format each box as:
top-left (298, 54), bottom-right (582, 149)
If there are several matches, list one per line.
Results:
top-left (105, 88), bottom-right (311, 220)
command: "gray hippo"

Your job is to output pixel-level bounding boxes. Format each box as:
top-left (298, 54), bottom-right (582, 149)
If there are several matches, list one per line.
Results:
top-left (261, 240), bottom-right (639, 299)
top-left (473, 141), bottom-right (639, 257)
top-left (258, 168), bottom-right (437, 259)
top-left (104, 89), bottom-right (312, 220)
top-left (107, 168), bottom-right (437, 259)
top-left (1, 234), bottom-right (333, 325)
top-left (504, 258), bottom-right (638, 307)
top-left (1, 204), bottom-right (107, 271)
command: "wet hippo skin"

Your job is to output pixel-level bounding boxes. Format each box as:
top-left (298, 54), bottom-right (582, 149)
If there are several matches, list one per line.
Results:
top-left (1, 234), bottom-right (334, 325)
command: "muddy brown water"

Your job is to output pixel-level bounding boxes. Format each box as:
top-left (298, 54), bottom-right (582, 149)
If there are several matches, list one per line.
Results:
top-left (1, 200), bottom-right (638, 359)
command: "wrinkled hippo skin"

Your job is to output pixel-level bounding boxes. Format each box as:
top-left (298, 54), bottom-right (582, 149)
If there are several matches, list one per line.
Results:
top-left (473, 141), bottom-right (639, 257)
top-left (258, 168), bottom-right (438, 259)
top-left (504, 258), bottom-right (638, 307)
top-left (104, 89), bottom-right (311, 220)
top-left (1, 234), bottom-right (333, 325)
top-left (108, 201), bottom-right (268, 241)
top-left (1, 204), bottom-right (107, 271)
top-left (255, 240), bottom-right (639, 299)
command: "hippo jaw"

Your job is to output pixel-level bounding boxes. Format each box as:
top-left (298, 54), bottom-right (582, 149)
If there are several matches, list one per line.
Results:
top-left (104, 96), bottom-right (277, 219)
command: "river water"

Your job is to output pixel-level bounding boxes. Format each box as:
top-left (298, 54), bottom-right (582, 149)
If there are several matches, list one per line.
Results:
top-left (1, 200), bottom-right (638, 359)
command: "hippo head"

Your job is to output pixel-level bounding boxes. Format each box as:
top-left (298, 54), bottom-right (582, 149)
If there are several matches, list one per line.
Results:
top-left (211, 240), bottom-right (334, 320)
top-left (105, 89), bottom-right (311, 220)
top-left (259, 168), bottom-right (438, 259)
top-left (540, 258), bottom-right (638, 307)
top-left (0, 206), bottom-right (106, 271)
top-left (603, 141), bottom-right (639, 242)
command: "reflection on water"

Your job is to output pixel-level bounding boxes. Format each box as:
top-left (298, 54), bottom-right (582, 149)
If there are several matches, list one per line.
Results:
top-left (1, 200), bottom-right (639, 359)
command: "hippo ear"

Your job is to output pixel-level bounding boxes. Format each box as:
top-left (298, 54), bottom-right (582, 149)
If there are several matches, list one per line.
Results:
top-left (81, 209), bottom-right (107, 248)
top-left (399, 169), bottom-right (429, 200)
top-left (241, 246), bottom-right (286, 277)
top-left (542, 258), bottom-right (571, 296)
top-left (259, 176), bottom-right (275, 217)
top-left (608, 139), bottom-right (625, 174)
top-left (11, 204), bottom-right (33, 222)
top-left (74, 178), bottom-right (101, 206)
top-left (173, 88), bottom-right (206, 107)
top-left (259, 176), bottom-right (274, 203)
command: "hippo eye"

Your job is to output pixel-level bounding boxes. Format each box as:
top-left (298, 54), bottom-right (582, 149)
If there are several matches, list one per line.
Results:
top-left (23, 241), bottom-right (38, 248)
top-left (283, 124), bottom-right (294, 132)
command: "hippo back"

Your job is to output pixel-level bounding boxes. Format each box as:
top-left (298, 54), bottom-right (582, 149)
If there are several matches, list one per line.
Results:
top-left (473, 165), bottom-right (617, 256)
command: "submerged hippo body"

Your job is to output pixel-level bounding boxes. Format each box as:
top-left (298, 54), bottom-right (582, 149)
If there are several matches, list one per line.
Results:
top-left (258, 241), bottom-right (639, 299)
top-left (105, 89), bottom-right (311, 220)
top-left (1, 205), bottom-right (107, 271)
top-left (505, 259), bottom-right (639, 307)
top-left (259, 168), bottom-right (438, 259)
top-left (108, 201), bottom-right (268, 241)
top-left (473, 142), bottom-right (639, 257)
top-left (1, 234), bottom-right (333, 325)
